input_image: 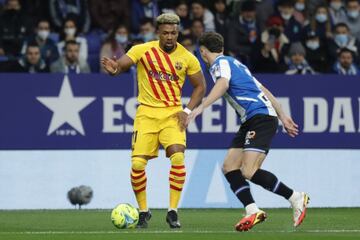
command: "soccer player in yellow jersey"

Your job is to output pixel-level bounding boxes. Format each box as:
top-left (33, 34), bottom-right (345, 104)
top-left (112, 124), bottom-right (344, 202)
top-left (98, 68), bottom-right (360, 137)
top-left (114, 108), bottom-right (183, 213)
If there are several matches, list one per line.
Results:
top-left (101, 13), bottom-right (206, 228)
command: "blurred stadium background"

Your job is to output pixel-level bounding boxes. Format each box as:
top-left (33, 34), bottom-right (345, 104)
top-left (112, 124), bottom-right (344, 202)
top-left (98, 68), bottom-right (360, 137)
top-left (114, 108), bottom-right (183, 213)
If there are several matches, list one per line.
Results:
top-left (0, 0), bottom-right (359, 239)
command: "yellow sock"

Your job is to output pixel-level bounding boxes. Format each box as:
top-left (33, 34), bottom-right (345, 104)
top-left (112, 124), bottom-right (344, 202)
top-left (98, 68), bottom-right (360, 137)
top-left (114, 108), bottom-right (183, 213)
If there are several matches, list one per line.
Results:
top-left (130, 157), bottom-right (148, 211)
top-left (169, 152), bottom-right (186, 210)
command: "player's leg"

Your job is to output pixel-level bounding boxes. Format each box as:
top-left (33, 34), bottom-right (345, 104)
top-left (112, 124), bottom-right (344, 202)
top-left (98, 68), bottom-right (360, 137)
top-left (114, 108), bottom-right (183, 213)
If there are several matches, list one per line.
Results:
top-left (130, 155), bottom-right (153, 228)
top-left (241, 151), bottom-right (309, 227)
top-left (241, 115), bottom-right (309, 227)
top-left (160, 115), bottom-right (186, 228)
top-left (165, 144), bottom-right (185, 228)
top-left (131, 106), bottom-right (161, 228)
top-left (223, 148), bottom-right (267, 231)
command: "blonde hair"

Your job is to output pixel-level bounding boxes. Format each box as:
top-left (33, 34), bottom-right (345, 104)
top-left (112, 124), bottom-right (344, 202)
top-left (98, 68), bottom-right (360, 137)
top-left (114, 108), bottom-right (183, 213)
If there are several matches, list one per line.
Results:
top-left (156, 13), bottom-right (180, 26)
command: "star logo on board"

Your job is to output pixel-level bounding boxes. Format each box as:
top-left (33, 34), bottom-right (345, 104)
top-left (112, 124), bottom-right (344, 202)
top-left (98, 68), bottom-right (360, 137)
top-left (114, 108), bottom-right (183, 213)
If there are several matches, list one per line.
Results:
top-left (37, 75), bottom-right (95, 136)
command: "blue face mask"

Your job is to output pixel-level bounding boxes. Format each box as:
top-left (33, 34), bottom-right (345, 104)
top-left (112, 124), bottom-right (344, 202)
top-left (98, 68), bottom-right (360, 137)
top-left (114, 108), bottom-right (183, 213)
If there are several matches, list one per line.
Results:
top-left (115, 34), bottom-right (128, 44)
top-left (315, 13), bottom-right (328, 23)
top-left (347, 10), bottom-right (359, 19)
top-left (295, 3), bottom-right (305, 11)
top-left (142, 32), bottom-right (155, 42)
top-left (335, 34), bottom-right (349, 46)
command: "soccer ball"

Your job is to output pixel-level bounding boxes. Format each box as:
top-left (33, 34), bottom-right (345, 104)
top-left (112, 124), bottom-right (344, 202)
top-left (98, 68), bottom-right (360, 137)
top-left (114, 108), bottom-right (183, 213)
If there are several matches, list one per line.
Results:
top-left (111, 203), bottom-right (139, 229)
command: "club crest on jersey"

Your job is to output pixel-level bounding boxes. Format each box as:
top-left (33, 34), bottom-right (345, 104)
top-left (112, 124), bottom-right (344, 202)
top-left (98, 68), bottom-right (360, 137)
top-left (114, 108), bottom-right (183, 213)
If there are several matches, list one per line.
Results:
top-left (245, 131), bottom-right (256, 145)
top-left (175, 61), bottom-right (183, 70)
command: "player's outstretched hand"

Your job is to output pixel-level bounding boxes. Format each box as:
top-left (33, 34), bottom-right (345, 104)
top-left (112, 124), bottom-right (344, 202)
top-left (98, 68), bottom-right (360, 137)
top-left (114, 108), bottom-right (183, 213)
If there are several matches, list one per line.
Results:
top-left (101, 56), bottom-right (118, 75)
top-left (186, 105), bottom-right (204, 125)
top-left (280, 115), bottom-right (299, 137)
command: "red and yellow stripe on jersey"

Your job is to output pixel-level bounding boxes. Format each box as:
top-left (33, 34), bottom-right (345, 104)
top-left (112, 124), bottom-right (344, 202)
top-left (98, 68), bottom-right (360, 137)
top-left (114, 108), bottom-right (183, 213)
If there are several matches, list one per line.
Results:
top-left (126, 41), bottom-right (201, 107)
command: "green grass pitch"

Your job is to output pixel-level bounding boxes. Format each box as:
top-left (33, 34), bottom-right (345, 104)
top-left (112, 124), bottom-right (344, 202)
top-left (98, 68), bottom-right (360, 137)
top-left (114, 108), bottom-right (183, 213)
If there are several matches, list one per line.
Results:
top-left (1, 208), bottom-right (359, 240)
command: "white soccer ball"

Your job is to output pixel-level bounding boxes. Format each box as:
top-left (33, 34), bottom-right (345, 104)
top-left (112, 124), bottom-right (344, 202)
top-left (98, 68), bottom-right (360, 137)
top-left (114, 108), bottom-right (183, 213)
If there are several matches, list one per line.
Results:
top-left (111, 203), bottom-right (139, 229)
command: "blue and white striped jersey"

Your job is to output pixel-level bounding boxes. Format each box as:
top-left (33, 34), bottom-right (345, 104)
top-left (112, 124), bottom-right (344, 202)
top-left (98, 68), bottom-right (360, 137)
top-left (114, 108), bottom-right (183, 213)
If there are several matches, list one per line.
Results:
top-left (209, 55), bottom-right (277, 123)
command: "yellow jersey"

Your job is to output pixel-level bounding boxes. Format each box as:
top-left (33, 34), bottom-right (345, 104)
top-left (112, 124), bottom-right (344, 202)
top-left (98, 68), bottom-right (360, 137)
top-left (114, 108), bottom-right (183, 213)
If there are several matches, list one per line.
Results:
top-left (126, 40), bottom-right (201, 107)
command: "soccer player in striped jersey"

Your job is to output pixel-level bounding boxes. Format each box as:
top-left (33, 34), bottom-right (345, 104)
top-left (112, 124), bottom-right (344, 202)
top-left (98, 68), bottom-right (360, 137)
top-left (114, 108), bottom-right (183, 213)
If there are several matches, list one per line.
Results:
top-left (101, 13), bottom-right (206, 228)
top-left (188, 32), bottom-right (309, 231)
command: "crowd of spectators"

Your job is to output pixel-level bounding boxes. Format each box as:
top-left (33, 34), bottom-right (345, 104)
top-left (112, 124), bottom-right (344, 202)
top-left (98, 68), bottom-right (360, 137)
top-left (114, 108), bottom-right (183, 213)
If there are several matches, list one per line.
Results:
top-left (0, 0), bottom-right (359, 75)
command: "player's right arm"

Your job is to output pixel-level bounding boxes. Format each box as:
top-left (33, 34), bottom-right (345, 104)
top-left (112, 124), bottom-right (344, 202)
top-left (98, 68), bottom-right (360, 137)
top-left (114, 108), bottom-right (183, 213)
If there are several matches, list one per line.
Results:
top-left (101, 55), bottom-right (134, 76)
top-left (261, 84), bottom-right (299, 137)
top-left (101, 44), bottom-right (144, 76)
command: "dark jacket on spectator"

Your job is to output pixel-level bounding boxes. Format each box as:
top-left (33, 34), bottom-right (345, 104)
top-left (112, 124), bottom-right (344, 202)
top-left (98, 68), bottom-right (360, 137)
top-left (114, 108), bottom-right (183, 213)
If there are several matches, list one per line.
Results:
top-left (278, 15), bottom-right (303, 42)
top-left (0, 58), bottom-right (48, 73)
top-left (304, 42), bottom-right (330, 73)
top-left (49, 0), bottom-right (91, 33)
top-left (88, 0), bottom-right (129, 32)
top-left (21, 35), bottom-right (59, 65)
top-left (0, 8), bottom-right (31, 57)
top-left (227, 17), bottom-right (260, 67)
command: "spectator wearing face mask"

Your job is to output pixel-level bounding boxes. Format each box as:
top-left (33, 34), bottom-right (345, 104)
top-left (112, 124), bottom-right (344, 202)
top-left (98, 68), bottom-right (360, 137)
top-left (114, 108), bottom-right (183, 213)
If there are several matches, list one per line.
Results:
top-left (343, 0), bottom-right (360, 41)
top-left (303, 5), bottom-right (332, 41)
top-left (327, 22), bottom-right (360, 65)
top-left (303, 30), bottom-right (329, 72)
top-left (0, 43), bottom-right (48, 72)
top-left (51, 40), bottom-right (90, 73)
top-left (253, 16), bottom-right (290, 73)
top-left (21, 19), bottom-right (59, 65)
top-left (227, 0), bottom-right (260, 67)
top-left (100, 24), bottom-right (130, 73)
top-left (293, 0), bottom-right (307, 26)
top-left (137, 18), bottom-right (156, 43)
top-left (328, 0), bottom-right (347, 25)
top-left (285, 41), bottom-right (315, 74)
top-left (57, 17), bottom-right (88, 62)
top-left (275, 0), bottom-right (303, 41)
top-left (332, 47), bottom-right (359, 75)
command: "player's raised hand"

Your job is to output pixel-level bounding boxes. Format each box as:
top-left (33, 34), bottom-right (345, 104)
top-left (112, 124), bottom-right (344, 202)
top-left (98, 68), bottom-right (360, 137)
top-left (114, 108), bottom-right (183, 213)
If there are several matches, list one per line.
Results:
top-left (101, 56), bottom-right (118, 75)
top-left (280, 115), bottom-right (299, 137)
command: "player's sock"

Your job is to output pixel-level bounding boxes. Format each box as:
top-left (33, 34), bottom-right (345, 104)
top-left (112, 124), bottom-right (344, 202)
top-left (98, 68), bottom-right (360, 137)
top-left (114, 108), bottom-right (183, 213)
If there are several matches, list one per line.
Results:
top-left (250, 169), bottom-right (293, 199)
top-left (224, 170), bottom-right (255, 207)
top-left (169, 152), bottom-right (186, 210)
top-left (131, 157), bottom-right (148, 211)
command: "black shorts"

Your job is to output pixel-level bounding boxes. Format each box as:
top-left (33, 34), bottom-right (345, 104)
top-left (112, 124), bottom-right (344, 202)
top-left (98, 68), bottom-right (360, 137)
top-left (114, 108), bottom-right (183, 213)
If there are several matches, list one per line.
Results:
top-left (230, 114), bottom-right (278, 154)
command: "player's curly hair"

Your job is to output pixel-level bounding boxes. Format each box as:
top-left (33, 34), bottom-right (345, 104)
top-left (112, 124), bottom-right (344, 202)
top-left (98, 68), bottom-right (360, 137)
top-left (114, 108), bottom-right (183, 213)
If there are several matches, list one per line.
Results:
top-left (199, 32), bottom-right (224, 53)
top-left (156, 13), bottom-right (180, 27)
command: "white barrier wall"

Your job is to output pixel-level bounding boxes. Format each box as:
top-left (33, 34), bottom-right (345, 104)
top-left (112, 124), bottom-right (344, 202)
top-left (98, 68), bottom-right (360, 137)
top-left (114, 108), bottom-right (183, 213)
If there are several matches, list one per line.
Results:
top-left (0, 149), bottom-right (359, 209)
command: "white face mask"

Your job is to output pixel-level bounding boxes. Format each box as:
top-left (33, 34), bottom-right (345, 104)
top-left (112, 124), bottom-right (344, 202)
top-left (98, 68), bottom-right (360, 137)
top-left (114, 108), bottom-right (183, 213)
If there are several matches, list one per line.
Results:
top-left (306, 40), bottom-right (320, 50)
top-left (281, 12), bottom-right (292, 20)
top-left (295, 3), bottom-right (305, 11)
top-left (65, 27), bottom-right (76, 37)
top-left (330, 2), bottom-right (342, 10)
top-left (37, 30), bottom-right (49, 40)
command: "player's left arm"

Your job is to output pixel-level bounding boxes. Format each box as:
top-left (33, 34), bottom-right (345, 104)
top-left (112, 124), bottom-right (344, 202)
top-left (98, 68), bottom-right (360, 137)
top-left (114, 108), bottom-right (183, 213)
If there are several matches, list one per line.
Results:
top-left (187, 77), bottom-right (229, 124)
top-left (260, 84), bottom-right (299, 137)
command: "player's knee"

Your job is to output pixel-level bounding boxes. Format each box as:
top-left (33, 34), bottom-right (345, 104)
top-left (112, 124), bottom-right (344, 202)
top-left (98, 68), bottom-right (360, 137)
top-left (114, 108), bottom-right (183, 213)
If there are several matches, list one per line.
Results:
top-left (131, 157), bottom-right (147, 170)
top-left (241, 166), bottom-right (257, 180)
top-left (222, 163), bottom-right (235, 174)
top-left (170, 152), bottom-right (185, 166)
